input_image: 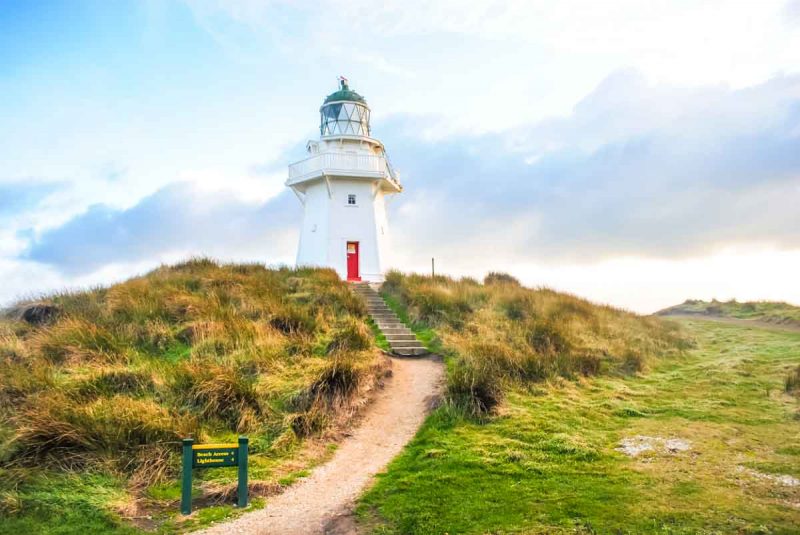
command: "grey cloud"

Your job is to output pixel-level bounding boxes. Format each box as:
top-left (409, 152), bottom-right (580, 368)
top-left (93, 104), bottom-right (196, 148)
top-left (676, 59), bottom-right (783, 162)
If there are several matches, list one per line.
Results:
top-left (25, 183), bottom-right (300, 274)
top-left (22, 71), bottom-right (800, 275)
top-left (378, 72), bottom-right (800, 263)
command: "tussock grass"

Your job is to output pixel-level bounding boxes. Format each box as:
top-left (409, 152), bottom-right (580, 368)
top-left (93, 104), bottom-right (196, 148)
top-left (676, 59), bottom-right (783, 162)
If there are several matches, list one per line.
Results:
top-left (660, 298), bottom-right (800, 326)
top-left (786, 365), bottom-right (800, 396)
top-left (0, 259), bottom-right (384, 530)
top-left (289, 352), bottom-right (384, 437)
top-left (382, 270), bottom-right (688, 416)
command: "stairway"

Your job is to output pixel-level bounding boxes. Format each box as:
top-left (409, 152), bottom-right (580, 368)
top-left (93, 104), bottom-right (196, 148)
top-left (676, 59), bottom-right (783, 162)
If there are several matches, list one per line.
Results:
top-left (351, 283), bottom-right (429, 357)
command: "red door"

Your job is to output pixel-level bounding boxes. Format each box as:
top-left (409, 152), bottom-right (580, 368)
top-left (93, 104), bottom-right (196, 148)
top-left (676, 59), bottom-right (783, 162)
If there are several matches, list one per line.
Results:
top-left (346, 242), bottom-right (360, 281)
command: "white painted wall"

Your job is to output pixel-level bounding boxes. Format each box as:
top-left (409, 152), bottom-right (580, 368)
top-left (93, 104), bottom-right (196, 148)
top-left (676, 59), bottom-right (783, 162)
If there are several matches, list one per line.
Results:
top-left (295, 182), bottom-right (330, 268)
top-left (296, 177), bottom-right (390, 282)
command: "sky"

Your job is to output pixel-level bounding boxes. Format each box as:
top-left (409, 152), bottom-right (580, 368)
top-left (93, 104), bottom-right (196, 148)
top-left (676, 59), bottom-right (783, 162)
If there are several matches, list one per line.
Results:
top-left (1, 0), bottom-right (800, 313)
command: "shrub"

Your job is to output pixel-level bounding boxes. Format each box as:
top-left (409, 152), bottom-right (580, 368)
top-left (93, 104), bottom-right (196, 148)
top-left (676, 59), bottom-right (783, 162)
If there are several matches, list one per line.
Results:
top-left (327, 318), bottom-right (372, 353)
top-left (9, 393), bottom-right (193, 469)
top-left (786, 365), bottom-right (800, 396)
top-left (0, 326), bottom-right (28, 363)
top-left (31, 318), bottom-right (124, 364)
top-left (290, 353), bottom-right (373, 436)
top-left (525, 319), bottom-right (572, 356)
top-left (484, 272), bottom-right (521, 286)
top-left (172, 360), bottom-right (262, 432)
top-left (410, 285), bottom-right (477, 329)
top-left (74, 368), bottom-right (155, 399)
top-left (0, 360), bottom-right (52, 408)
top-left (269, 303), bottom-right (317, 334)
top-left (308, 354), bottom-right (364, 403)
top-left (447, 358), bottom-right (503, 417)
top-left (124, 319), bottom-right (174, 353)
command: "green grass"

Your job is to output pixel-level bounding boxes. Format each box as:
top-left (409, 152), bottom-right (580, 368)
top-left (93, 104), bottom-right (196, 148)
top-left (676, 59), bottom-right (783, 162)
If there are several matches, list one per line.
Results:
top-left (366, 317), bottom-right (391, 352)
top-left (0, 471), bottom-right (138, 535)
top-left (659, 298), bottom-right (800, 327)
top-left (0, 259), bottom-right (386, 533)
top-left (358, 318), bottom-right (800, 533)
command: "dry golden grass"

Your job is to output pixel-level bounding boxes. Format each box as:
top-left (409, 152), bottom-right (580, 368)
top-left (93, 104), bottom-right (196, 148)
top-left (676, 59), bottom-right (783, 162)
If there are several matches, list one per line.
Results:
top-left (382, 270), bottom-right (689, 416)
top-left (0, 259), bottom-right (381, 490)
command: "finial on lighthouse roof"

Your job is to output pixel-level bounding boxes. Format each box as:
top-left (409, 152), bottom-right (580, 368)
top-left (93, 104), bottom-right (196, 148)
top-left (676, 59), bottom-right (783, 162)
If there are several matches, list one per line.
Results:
top-left (323, 75), bottom-right (366, 104)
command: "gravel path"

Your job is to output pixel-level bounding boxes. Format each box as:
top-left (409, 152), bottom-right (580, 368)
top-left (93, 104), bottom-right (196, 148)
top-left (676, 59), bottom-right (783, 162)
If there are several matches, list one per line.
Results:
top-left (197, 355), bottom-right (444, 535)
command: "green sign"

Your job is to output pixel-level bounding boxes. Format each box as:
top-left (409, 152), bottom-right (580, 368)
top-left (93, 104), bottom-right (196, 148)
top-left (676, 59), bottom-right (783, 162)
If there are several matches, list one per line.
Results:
top-left (192, 445), bottom-right (238, 468)
top-left (181, 437), bottom-right (248, 515)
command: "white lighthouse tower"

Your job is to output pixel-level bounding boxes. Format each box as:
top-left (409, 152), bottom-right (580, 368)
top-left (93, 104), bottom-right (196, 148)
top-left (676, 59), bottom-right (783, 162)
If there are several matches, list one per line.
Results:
top-left (286, 77), bottom-right (402, 282)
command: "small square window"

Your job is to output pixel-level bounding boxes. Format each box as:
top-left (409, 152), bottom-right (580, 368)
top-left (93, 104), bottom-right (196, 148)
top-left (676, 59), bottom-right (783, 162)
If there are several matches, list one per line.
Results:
top-left (347, 194), bottom-right (357, 205)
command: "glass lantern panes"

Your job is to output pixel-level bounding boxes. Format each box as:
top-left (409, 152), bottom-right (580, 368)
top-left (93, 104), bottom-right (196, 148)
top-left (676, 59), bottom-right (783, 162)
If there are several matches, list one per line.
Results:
top-left (320, 102), bottom-right (371, 136)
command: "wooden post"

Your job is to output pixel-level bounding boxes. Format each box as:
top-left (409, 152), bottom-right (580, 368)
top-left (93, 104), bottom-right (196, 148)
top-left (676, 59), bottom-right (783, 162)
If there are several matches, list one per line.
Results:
top-left (237, 436), bottom-right (249, 508)
top-left (181, 438), bottom-right (193, 515)
top-left (431, 257), bottom-right (435, 279)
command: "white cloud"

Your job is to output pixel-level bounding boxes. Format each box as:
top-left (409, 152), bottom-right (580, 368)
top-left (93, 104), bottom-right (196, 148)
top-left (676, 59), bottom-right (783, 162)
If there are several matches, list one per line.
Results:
top-left (4, 3), bottom-right (800, 312)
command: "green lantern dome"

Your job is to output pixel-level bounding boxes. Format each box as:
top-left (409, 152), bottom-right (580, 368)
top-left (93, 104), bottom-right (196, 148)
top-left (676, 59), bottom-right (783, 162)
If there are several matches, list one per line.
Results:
top-left (319, 77), bottom-right (371, 137)
top-left (323, 78), bottom-right (366, 104)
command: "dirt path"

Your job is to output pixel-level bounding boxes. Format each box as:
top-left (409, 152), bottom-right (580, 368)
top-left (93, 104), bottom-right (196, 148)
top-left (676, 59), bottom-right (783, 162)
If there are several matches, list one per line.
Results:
top-left (197, 355), bottom-right (445, 535)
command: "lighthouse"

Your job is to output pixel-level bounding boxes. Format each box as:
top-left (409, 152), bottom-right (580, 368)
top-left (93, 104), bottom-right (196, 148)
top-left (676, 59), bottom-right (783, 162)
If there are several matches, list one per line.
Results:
top-left (286, 78), bottom-right (402, 282)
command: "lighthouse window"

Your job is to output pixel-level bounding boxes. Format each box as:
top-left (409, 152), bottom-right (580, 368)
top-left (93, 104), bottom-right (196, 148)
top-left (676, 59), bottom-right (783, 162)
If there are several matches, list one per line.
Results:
top-left (320, 102), bottom-right (371, 137)
top-left (347, 194), bottom-right (357, 205)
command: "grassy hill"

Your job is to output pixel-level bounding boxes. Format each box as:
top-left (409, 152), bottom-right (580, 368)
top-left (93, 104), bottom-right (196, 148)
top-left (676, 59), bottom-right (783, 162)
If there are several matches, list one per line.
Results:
top-left (658, 298), bottom-right (800, 327)
top-left (379, 271), bottom-right (689, 416)
top-left (0, 260), bottom-right (386, 533)
top-left (6, 265), bottom-right (796, 534)
top-left (358, 279), bottom-right (800, 533)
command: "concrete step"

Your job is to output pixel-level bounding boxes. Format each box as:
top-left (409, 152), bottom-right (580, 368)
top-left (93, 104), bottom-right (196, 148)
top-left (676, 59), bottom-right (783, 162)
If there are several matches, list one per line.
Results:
top-left (393, 347), bottom-right (429, 357)
top-left (390, 342), bottom-right (425, 350)
top-left (351, 285), bottom-right (430, 358)
top-left (377, 325), bottom-right (406, 332)
top-left (381, 328), bottom-right (413, 335)
top-left (378, 325), bottom-right (407, 332)
top-left (384, 334), bottom-right (417, 341)
top-left (375, 320), bottom-right (404, 326)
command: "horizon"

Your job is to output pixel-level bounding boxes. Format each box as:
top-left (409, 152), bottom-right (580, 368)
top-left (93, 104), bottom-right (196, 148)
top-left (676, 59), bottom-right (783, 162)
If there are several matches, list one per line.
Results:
top-left (2, 0), bottom-right (800, 313)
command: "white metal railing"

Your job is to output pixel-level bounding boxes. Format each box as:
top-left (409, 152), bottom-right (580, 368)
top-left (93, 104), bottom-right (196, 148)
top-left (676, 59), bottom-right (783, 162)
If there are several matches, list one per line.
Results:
top-left (288, 152), bottom-right (400, 185)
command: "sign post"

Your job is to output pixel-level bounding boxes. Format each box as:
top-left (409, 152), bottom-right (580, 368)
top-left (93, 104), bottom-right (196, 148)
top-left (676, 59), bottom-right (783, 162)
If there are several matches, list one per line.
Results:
top-left (180, 437), bottom-right (249, 515)
top-left (181, 438), bottom-right (194, 515)
top-left (237, 437), bottom-right (248, 509)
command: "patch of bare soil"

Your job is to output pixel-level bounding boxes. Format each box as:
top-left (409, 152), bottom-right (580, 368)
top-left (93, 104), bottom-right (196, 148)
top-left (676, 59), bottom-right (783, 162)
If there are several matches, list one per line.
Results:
top-left (616, 436), bottom-right (692, 457)
top-left (736, 466), bottom-right (800, 487)
top-left (195, 355), bottom-right (445, 535)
